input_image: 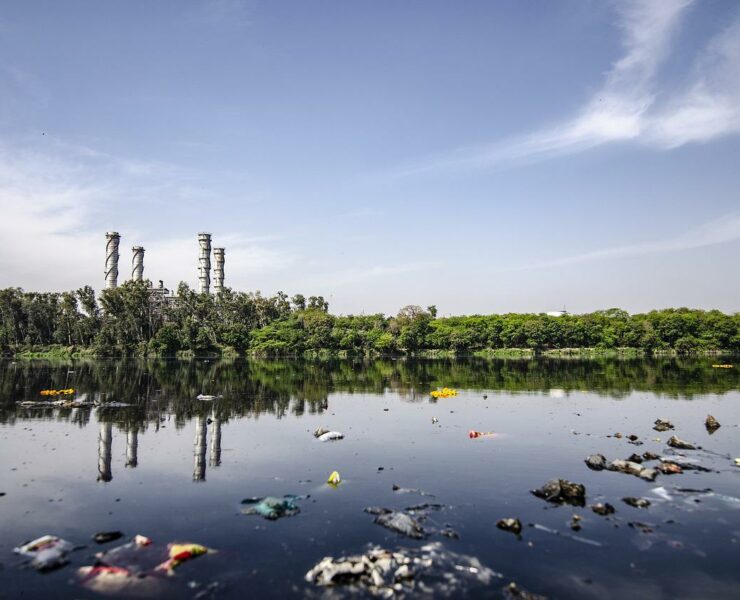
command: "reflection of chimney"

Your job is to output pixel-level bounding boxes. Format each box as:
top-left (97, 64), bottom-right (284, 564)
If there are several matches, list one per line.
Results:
top-left (209, 413), bottom-right (221, 467)
top-left (98, 422), bottom-right (113, 482)
top-left (125, 429), bottom-right (138, 468)
top-left (213, 248), bottom-right (225, 294)
top-left (198, 233), bottom-right (212, 295)
top-left (131, 246), bottom-right (145, 282)
top-left (193, 415), bottom-right (207, 482)
top-left (105, 232), bottom-right (120, 289)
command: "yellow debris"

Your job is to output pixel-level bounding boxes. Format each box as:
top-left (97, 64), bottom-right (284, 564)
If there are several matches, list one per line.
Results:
top-left (327, 471), bottom-right (341, 486)
top-left (430, 387), bottom-right (457, 399)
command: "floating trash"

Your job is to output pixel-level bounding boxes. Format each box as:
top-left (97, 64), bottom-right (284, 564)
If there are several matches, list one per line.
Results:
top-left (653, 418), bottom-right (674, 432)
top-left (705, 414), bottom-right (721, 433)
top-left (327, 471), bottom-right (342, 486)
top-left (156, 543), bottom-right (210, 573)
top-left (241, 495), bottom-right (307, 520)
top-left (496, 518), bottom-right (522, 535)
top-left (40, 389), bottom-right (75, 396)
top-left (468, 430), bottom-right (495, 439)
top-left (196, 394), bottom-right (221, 401)
top-left (305, 542), bottom-right (502, 596)
top-left (94, 531), bottom-right (124, 544)
top-left (531, 479), bottom-right (586, 506)
top-left (14, 535), bottom-right (75, 571)
top-left (317, 431), bottom-right (344, 442)
top-left (668, 436), bottom-right (699, 450)
top-left (430, 388), bottom-right (457, 399)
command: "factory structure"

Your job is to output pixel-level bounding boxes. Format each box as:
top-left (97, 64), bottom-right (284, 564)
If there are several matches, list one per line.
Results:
top-left (104, 231), bottom-right (226, 297)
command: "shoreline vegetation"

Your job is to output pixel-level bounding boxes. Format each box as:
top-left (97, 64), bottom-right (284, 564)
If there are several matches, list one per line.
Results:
top-left (1, 282), bottom-right (738, 359)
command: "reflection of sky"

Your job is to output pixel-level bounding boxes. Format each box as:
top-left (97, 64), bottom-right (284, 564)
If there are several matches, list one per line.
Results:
top-left (2, 388), bottom-right (740, 598)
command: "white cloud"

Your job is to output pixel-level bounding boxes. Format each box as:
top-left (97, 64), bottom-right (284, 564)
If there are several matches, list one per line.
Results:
top-left (0, 139), bottom-right (292, 292)
top-left (503, 213), bottom-right (740, 272)
top-left (399, 0), bottom-right (740, 175)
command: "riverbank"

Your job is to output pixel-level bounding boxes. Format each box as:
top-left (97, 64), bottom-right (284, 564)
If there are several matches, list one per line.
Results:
top-left (6, 344), bottom-right (737, 360)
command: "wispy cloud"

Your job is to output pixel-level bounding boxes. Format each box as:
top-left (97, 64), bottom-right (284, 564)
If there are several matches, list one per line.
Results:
top-left (503, 213), bottom-right (740, 272)
top-left (400, 0), bottom-right (740, 175)
top-left (0, 138), bottom-right (291, 292)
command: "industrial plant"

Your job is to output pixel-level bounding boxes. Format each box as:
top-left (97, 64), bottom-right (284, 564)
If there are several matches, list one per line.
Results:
top-left (104, 231), bottom-right (226, 297)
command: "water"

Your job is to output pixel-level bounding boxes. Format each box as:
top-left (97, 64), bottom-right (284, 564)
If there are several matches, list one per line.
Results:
top-left (0, 358), bottom-right (738, 599)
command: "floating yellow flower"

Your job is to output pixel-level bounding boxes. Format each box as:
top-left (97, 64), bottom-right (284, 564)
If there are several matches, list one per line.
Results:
top-left (430, 387), bottom-right (457, 398)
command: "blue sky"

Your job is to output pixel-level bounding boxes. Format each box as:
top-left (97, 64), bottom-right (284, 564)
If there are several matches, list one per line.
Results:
top-left (0, 0), bottom-right (738, 315)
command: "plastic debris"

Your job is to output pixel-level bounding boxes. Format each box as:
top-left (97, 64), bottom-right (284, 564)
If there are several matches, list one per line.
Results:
top-left (94, 531), bottom-right (124, 544)
top-left (77, 565), bottom-right (166, 596)
top-left (659, 455), bottom-right (712, 472)
top-left (569, 514), bottom-right (582, 531)
top-left (734, 458), bottom-right (740, 467)
top-left (622, 497), bottom-right (651, 508)
top-left (468, 430), bottom-right (495, 439)
top-left (430, 387), bottom-right (457, 398)
top-left (327, 471), bottom-right (342, 486)
top-left (305, 542), bottom-right (501, 595)
top-left (504, 581), bottom-right (547, 600)
top-left (653, 418), bottom-right (674, 432)
top-left (705, 414), bottom-right (721, 433)
top-left (317, 431), bottom-right (344, 442)
top-left (591, 502), bottom-right (615, 516)
top-left (392, 484), bottom-right (435, 497)
top-left (642, 452), bottom-right (660, 461)
top-left (667, 436), bottom-right (698, 450)
top-left (531, 479), bottom-right (586, 506)
top-left (585, 454), bottom-right (607, 471)
top-left (370, 509), bottom-right (427, 539)
top-left (156, 543), bottom-right (210, 573)
top-left (241, 495), bottom-right (306, 520)
top-left (14, 535), bottom-right (75, 571)
top-left (657, 462), bottom-right (683, 475)
top-left (496, 518), bottom-right (522, 535)
top-left (313, 426), bottom-right (330, 438)
top-left (196, 394), bottom-right (220, 401)
top-left (431, 417), bottom-right (438, 424)
top-left (40, 389), bottom-right (75, 396)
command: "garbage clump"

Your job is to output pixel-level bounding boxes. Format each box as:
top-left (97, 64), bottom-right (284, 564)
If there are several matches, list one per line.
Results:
top-left (327, 471), bottom-right (342, 486)
top-left (656, 462), bottom-right (683, 475)
top-left (642, 452), bottom-right (660, 461)
top-left (304, 542), bottom-right (501, 596)
top-left (94, 531), bottom-right (124, 544)
top-left (430, 388), bottom-right (457, 399)
top-left (705, 415), bottom-right (721, 433)
top-left (591, 502), bottom-right (615, 516)
top-left (653, 419), bottom-right (674, 432)
top-left (503, 581), bottom-right (547, 600)
top-left (531, 479), bottom-right (586, 506)
top-left (569, 514), bottom-right (582, 531)
top-left (77, 565), bottom-right (166, 597)
top-left (392, 484), bottom-right (435, 497)
top-left (585, 454), bottom-right (607, 471)
top-left (622, 497), bottom-right (651, 508)
top-left (156, 543), bottom-right (210, 573)
top-left (468, 430), bottom-right (495, 439)
top-left (14, 535), bottom-right (76, 571)
top-left (316, 431), bottom-right (344, 442)
top-left (367, 508), bottom-right (427, 539)
top-left (608, 459), bottom-right (658, 482)
top-left (496, 518), bottom-right (522, 536)
top-left (241, 495), bottom-right (307, 520)
top-left (668, 436), bottom-right (698, 450)
top-left (659, 455), bottom-right (712, 472)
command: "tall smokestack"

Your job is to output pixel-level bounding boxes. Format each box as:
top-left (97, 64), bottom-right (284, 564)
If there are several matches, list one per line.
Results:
top-left (105, 232), bottom-right (120, 290)
top-left (198, 233), bottom-right (212, 294)
top-left (213, 247), bottom-right (225, 294)
top-left (131, 246), bottom-right (145, 282)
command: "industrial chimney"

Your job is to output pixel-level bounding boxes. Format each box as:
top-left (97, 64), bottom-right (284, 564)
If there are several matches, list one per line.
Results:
top-left (198, 233), bottom-right (212, 294)
top-left (131, 246), bottom-right (145, 282)
top-left (105, 232), bottom-right (120, 289)
top-left (213, 247), bottom-right (225, 294)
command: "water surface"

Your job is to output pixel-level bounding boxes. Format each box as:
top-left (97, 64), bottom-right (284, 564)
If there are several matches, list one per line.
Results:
top-left (1, 358), bottom-right (738, 598)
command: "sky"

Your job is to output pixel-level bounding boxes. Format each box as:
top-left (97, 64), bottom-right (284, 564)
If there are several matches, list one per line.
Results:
top-left (0, 0), bottom-right (739, 316)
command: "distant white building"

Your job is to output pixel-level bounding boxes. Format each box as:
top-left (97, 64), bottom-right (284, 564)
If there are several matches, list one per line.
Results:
top-left (546, 309), bottom-right (569, 318)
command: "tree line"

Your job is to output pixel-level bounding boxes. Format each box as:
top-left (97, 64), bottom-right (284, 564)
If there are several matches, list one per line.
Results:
top-left (0, 282), bottom-right (737, 357)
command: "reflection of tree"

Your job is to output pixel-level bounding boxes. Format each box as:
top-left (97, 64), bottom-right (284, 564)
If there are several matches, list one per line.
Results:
top-left (97, 422), bottom-right (112, 482)
top-left (0, 357), bottom-right (738, 431)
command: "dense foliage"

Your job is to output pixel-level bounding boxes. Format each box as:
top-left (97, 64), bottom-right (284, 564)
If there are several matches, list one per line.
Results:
top-left (0, 283), bottom-right (737, 356)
